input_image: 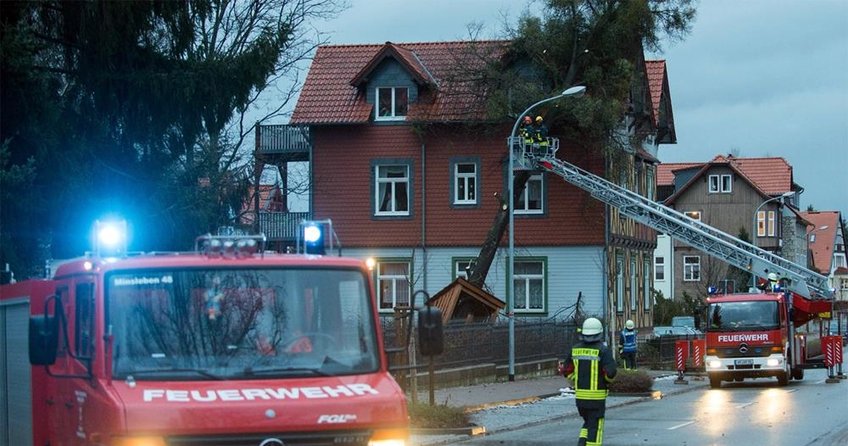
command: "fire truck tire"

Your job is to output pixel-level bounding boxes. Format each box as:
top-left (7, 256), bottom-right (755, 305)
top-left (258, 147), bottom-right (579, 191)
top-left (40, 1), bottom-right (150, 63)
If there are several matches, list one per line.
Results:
top-left (709, 374), bottom-right (722, 389)
top-left (777, 369), bottom-right (789, 386)
top-left (791, 367), bottom-right (804, 380)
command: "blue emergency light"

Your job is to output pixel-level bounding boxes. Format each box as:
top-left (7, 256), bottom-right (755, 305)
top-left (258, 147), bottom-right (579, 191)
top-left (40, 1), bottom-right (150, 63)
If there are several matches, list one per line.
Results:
top-left (303, 222), bottom-right (325, 255)
top-left (94, 219), bottom-right (127, 258)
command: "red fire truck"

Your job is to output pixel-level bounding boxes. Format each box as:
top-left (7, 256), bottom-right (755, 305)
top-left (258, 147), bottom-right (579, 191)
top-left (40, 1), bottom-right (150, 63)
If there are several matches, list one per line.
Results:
top-left (1, 223), bottom-right (440, 446)
top-left (700, 285), bottom-right (832, 389)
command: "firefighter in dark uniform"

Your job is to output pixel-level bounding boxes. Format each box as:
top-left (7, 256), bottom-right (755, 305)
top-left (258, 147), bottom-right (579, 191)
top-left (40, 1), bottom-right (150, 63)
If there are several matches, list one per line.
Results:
top-left (559, 317), bottom-right (617, 446)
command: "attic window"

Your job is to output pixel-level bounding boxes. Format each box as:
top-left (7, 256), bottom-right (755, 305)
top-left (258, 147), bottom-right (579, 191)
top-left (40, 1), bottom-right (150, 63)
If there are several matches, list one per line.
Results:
top-left (376, 87), bottom-right (408, 121)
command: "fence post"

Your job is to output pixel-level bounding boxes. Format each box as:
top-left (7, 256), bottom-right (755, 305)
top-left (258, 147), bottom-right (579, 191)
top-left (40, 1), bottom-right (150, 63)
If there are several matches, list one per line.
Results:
top-left (674, 339), bottom-right (689, 384)
top-left (393, 306), bottom-right (411, 395)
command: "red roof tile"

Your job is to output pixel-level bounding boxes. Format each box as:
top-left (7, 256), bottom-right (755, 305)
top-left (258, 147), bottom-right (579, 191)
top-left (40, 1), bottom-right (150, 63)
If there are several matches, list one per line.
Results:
top-left (645, 60), bottom-right (665, 128)
top-left (292, 40), bottom-right (508, 125)
top-left (657, 162), bottom-right (700, 186)
top-left (661, 155), bottom-right (794, 203)
top-left (800, 210), bottom-right (841, 274)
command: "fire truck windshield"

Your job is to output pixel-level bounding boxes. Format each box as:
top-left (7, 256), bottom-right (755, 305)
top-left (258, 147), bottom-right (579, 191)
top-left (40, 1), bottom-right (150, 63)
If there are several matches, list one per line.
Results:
top-left (706, 301), bottom-right (780, 332)
top-left (106, 267), bottom-right (379, 380)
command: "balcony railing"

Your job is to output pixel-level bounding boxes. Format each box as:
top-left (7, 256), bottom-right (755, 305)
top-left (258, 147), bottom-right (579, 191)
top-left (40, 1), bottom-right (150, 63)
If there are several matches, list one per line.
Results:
top-left (257, 124), bottom-right (310, 155)
top-left (257, 211), bottom-right (311, 240)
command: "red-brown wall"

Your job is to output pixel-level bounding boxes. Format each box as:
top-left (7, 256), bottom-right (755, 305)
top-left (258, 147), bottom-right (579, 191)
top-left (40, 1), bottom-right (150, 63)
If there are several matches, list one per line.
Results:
top-left (311, 123), bottom-right (606, 248)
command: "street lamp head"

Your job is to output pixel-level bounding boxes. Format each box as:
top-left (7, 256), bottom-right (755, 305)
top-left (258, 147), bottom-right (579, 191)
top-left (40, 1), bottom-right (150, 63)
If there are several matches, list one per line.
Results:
top-left (561, 86), bottom-right (586, 97)
top-left (780, 191), bottom-right (794, 198)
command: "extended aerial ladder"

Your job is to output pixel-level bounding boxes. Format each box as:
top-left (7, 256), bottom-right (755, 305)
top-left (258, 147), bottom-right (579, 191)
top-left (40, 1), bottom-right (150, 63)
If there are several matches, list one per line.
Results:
top-left (508, 137), bottom-right (833, 300)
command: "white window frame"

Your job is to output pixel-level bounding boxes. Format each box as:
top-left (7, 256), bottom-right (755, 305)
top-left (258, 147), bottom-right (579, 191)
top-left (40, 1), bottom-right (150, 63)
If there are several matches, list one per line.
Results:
top-left (646, 168), bottom-right (655, 201)
top-left (757, 210), bottom-right (767, 237)
top-left (454, 163), bottom-right (477, 205)
top-left (616, 255), bottom-right (624, 312)
top-left (630, 258), bottom-right (637, 310)
top-left (375, 164), bottom-right (410, 216)
top-left (767, 211), bottom-right (776, 237)
top-left (375, 87), bottom-right (408, 121)
top-left (655, 256), bottom-right (665, 281)
top-left (513, 259), bottom-right (545, 313)
top-left (708, 175), bottom-right (720, 193)
top-left (515, 174), bottom-right (543, 214)
top-left (685, 211), bottom-right (702, 221)
top-left (683, 256), bottom-right (701, 282)
top-left (377, 261), bottom-right (410, 311)
top-left (454, 258), bottom-right (473, 280)
top-left (721, 174), bottom-right (732, 193)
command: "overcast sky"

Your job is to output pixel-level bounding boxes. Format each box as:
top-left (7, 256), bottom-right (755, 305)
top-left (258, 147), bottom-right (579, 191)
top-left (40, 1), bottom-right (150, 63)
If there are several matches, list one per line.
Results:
top-left (308, 0), bottom-right (847, 216)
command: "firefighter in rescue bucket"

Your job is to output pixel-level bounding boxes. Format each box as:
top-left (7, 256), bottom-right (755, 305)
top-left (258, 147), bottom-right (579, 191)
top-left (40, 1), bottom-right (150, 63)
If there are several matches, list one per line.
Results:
top-left (618, 319), bottom-right (637, 369)
top-left (559, 318), bottom-right (618, 446)
top-left (519, 115), bottom-right (535, 149)
top-left (534, 115), bottom-right (549, 153)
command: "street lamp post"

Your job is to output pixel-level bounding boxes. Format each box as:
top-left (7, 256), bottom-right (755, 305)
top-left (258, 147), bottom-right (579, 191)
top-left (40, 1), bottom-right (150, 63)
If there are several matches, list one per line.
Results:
top-left (750, 191), bottom-right (794, 289)
top-left (507, 85), bottom-right (585, 381)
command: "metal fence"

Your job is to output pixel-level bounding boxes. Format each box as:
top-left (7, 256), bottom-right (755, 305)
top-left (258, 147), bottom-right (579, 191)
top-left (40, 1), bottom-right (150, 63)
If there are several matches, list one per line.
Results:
top-left (382, 318), bottom-right (578, 371)
top-left (380, 315), bottom-right (711, 377)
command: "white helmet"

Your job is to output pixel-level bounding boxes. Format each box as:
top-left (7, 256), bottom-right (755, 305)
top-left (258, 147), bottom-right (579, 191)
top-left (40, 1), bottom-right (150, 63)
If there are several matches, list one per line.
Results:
top-left (582, 318), bottom-right (603, 336)
top-left (625, 319), bottom-right (635, 330)
top-left (768, 272), bottom-right (778, 282)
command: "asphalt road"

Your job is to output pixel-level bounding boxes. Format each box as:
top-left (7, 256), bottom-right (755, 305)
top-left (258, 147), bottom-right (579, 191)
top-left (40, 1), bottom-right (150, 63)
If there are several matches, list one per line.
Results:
top-left (455, 368), bottom-right (848, 446)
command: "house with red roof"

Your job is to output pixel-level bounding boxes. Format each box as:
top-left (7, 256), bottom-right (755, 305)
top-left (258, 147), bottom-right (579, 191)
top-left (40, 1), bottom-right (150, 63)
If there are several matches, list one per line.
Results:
top-left (655, 154), bottom-right (810, 299)
top-left (252, 40), bottom-right (675, 332)
top-left (800, 211), bottom-right (848, 305)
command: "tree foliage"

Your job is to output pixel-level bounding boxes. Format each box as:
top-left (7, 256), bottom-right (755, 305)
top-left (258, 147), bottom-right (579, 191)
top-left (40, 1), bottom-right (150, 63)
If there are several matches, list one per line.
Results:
top-left (1, 0), bottom-right (344, 279)
top-left (465, 0), bottom-right (695, 287)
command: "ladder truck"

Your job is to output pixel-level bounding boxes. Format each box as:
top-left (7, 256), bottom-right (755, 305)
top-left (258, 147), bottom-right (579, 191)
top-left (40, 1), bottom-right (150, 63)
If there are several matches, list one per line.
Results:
top-left (509, 138), bottom-right (835, 387)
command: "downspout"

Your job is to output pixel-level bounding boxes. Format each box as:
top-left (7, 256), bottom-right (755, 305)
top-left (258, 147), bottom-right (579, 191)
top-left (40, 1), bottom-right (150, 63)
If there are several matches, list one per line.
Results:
top-left (420, 139), bottom-right (427, 292)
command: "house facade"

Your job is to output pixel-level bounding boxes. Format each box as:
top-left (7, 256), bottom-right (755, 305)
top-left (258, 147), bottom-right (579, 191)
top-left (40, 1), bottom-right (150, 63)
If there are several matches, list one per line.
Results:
top-left (253, 40), bottom-right (675, 337)
top-left (657, 155), bottom-right (808, 299)
top-left (801, 211), bottom-right (848, 316)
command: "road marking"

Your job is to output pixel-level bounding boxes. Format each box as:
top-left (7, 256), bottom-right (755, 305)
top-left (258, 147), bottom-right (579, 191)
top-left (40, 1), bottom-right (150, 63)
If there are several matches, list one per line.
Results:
top-left (736, 402), bottom-right (755, 409)
top-left (668, 421), bottom-right (695, 430)
top-left (785, 388), bottom-right (798, 393)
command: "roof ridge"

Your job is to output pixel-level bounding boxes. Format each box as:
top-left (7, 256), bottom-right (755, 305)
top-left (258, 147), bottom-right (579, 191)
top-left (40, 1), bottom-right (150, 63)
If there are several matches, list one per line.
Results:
top-left (319, 39), bottom-right (509, 49)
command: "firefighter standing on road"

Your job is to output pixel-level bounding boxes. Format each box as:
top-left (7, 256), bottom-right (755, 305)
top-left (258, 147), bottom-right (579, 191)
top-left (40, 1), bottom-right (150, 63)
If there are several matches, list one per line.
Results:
top-left (619, 319), bottom-right (637, 369)
top-left (559, 317), bottom-right (617, 446)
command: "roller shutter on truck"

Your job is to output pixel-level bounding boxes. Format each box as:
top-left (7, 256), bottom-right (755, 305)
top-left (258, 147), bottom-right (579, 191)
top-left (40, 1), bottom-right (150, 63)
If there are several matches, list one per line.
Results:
top-left (1, 299), bottom-right (32, 446)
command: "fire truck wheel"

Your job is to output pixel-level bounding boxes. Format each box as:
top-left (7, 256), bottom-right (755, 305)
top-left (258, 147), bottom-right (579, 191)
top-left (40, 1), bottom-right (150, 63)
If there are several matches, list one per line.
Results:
top-left (709, 375), bottom-right (721, 389)
top-left (777, 369), bottom-right (789, 386)
top-left (791, 367), bottom-right (804, 380)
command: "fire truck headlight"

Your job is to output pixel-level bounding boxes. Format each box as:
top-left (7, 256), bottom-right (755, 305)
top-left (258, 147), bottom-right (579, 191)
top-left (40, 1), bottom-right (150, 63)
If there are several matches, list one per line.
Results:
top-left (110, 436), bottom-right (166, 446)
top-left (708, 360), bottom-right (722, 369)
top-left (766, 358), bottom-right (780, 367)
top-left (368, 428), bottom-right (408, 446)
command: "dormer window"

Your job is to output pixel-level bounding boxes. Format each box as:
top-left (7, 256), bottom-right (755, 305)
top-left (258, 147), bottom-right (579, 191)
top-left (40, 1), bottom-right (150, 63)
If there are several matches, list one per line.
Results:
top-left (708, 174), bottom-right (732, 193)
top-left (376, 87), bottom-right (408, 121)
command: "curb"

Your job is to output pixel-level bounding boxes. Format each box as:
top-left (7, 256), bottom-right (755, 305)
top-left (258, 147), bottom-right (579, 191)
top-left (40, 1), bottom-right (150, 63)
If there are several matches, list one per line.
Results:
top-left (411, 424), bottom-right (487, 436)
top-left (414, 377), bottom-right (708, 444)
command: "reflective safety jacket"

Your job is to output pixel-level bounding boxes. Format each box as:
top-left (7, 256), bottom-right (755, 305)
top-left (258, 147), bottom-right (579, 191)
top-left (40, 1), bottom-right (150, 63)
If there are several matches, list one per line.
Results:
top-left (562, 340), bottom-right (618, 401)
top-left (620, 329), bottom-right (637, 353)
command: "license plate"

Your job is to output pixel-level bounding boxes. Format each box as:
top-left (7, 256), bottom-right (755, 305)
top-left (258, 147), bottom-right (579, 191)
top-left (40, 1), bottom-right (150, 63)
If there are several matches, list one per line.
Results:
top-left (735, 359), bottom-right (753, 366)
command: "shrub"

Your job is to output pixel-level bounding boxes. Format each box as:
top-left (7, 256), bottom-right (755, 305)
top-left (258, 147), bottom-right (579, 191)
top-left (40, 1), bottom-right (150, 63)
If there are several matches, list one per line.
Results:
top-left (608, 368), bottom-right (653, 394)
top-left (407, 401), bottom-right (470, 429)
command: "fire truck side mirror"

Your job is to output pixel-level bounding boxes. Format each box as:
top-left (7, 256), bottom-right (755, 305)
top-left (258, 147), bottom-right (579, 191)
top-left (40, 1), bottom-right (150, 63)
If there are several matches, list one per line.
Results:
top-left (29, 314), bottom-right (59, 366)
top-left (417, 305), bottom-right (444, 356)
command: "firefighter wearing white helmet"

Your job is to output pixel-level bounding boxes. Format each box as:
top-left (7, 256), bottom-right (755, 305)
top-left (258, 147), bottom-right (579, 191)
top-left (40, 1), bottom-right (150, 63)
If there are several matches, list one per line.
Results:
top-left (767, 272), bottom-right (780, 292)
top-left (619, 319), bottom-right (637, 370)
top-left (559, 317), bottom-right (617, 446)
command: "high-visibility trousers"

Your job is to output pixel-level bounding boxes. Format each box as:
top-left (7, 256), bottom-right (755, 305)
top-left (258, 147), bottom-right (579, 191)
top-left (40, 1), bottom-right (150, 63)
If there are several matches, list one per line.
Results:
top-left (577, 400), bottom-right (606, 446)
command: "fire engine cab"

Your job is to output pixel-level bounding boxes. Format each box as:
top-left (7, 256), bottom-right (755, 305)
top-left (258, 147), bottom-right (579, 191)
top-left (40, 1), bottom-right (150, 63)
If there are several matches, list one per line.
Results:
top-left (1, 220), bottom-right (440, 446)
top-left (700, 280), bottom-right (833, 389)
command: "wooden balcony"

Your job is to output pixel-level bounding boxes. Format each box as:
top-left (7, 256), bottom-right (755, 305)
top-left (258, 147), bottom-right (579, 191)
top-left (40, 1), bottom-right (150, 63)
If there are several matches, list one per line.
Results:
top-left (257, 211), bottom-right (311, 241)
top-left (256, 124), bottom-right (310, 161)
